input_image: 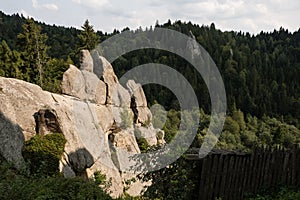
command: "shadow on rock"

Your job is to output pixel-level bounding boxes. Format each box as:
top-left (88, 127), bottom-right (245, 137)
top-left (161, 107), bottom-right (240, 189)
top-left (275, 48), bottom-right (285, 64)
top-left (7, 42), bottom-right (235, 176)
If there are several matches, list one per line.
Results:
top-left (68, 148), bottom-right (95, 179)
top-left (0, 112), bottom-right (25, 169)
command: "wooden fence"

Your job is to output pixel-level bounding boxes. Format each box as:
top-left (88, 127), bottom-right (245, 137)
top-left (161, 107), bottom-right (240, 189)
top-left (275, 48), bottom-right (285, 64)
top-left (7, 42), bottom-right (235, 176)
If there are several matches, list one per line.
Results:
top-left (186, 145), bottom-right (300, 200)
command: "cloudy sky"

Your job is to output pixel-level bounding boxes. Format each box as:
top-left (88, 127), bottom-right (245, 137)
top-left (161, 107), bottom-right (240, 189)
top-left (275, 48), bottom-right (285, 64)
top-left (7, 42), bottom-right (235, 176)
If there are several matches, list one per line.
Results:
top-left (1, 0), bottom-right (299, 34)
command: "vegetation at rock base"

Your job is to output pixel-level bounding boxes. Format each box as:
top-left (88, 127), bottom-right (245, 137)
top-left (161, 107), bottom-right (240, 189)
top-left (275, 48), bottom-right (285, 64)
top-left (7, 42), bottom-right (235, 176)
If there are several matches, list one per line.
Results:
top-left (23, 133), bottom-right (66, 176)
top-left (0, 133), bottom-right (112, 200)
top-left (0, 161), bottom-right (112, 200)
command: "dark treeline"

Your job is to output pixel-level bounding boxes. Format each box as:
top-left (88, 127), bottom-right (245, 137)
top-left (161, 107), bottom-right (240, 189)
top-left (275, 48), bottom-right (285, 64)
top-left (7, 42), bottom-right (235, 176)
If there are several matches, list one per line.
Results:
top-left (0, 11), bottom-right (299, 128)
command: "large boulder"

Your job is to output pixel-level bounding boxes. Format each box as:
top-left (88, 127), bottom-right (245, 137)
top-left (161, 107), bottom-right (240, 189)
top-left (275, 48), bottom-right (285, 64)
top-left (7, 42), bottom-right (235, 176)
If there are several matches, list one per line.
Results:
top-left (61, 65), bottom-right (106, 105)
top-left (61, 65), bottom-right (86, 99)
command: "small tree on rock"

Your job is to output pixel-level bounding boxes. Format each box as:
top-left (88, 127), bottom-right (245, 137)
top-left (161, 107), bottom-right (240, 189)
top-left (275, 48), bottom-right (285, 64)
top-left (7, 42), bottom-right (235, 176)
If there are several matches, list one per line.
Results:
top-left (78, 20), bottom-right (99, 51)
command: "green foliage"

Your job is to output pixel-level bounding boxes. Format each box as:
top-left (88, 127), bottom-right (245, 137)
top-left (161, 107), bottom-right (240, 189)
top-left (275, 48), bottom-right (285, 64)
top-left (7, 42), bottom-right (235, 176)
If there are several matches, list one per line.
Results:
top-left (163, 109), bottom-right (180, 143)
top-left (246, 187), bottom-right (300, 200)
top-left (0, 40), bottom-right (23, 79)
top-left (232, 108), bottom-right (246, 131)
top-left (78, 19), bottom-right (100, 51)
top-left (0, 162), bottom-right (112, 200)
top-left (191, 109), bottom-right (300, 151)
top-left (223, 116), bottom-right (240, 135)
top-left (17, 17), bottom-right (48, 87)
top-left (94, 170), bottom-right (107, 185)
top-left (142, 157), bottom-right (200, 200)
top-left (136, 138), bottom-right (150, 153)
top-left (151, 103), bottom-right (167, 129)
top-left (22, 133), bottom-right (66, 176)
top-left (134, 129), bottom-right (150, 153)
top-left (240, 130), bottom-right (258, 148)
top-left (42, 58), bottom-right (70, 93)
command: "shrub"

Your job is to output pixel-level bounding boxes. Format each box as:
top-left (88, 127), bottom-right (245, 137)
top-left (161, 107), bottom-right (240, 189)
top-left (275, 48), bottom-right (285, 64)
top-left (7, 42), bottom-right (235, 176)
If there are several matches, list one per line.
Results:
top-left (94, 170), bottom-right (106, 185)
top-left (22, 133), bottom-right (66, 176)
top-left (134, 129), bottom-right (150, 153)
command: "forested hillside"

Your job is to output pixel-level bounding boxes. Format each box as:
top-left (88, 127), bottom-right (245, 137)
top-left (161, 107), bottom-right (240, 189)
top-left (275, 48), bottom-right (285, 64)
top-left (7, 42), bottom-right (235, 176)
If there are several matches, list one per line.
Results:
top-left (0, 11), bottom-right (299, 128)
top-left (113, 21), bottom-right (300, 127)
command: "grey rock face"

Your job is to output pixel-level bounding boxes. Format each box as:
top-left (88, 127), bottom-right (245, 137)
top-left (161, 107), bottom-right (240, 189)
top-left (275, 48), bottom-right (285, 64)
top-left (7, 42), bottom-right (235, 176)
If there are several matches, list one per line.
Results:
top-left (62, 65), bottom-right (106, 105)
top-left (0, 50), bottom-right (165, 197)
top-left (81, 70), bottom-right (106, 104)
top-left (80, 50), bottom-right (94, 72)
top-left (0, 112), bottom-right (25, 169)
top-left (126, 80), bottom-right (147, 107)
top-left (61, 64), bottom-right (86, 99)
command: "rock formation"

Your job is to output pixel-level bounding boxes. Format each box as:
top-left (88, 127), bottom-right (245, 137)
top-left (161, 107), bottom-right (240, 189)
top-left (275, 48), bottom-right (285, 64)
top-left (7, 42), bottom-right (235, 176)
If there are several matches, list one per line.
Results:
top-left (0, 50), bottom-right (165, 197)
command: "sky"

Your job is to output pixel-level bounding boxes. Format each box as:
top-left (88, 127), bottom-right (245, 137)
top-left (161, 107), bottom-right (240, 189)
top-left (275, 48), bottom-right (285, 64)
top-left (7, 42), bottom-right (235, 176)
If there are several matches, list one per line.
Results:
top-left (0, 0), bottom-right (299, 34)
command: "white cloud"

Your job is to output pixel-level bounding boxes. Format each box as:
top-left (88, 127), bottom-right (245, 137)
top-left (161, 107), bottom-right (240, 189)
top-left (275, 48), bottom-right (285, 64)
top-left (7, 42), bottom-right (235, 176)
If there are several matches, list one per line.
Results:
top-left (141, 0), bottom-right (299, 33)
top-left (72, 0), bottom-right (109, 8)
top-left (32, 0), bottom-right (58, 11)
top-left (4, 0), bottom-right (296, 33)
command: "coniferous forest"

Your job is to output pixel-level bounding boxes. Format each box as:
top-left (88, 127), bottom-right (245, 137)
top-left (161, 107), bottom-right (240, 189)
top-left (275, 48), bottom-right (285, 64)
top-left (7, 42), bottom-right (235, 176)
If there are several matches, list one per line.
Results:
top-left (0, 11), bottom-right (299, 199)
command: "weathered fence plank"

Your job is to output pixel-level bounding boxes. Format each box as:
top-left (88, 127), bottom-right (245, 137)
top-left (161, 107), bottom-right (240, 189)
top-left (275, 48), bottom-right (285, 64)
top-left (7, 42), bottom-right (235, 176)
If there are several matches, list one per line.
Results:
top-left (189, 146), bottom-right (299, 200)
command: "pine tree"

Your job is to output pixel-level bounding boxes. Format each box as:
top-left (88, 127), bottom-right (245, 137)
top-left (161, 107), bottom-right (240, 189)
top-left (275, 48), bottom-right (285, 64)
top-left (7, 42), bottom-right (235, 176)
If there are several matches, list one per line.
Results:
top-left (17, 18), bottom-right (48, 86)
top-left (78, 20), bottom-right (99, 51)
top-left (0, 40), bottom-right (23, 78)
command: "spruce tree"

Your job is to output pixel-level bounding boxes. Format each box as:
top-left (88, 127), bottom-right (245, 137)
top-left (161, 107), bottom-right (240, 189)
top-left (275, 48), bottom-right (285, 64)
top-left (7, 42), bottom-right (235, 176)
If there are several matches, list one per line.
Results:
top-left (0, 40), bottom-right (23, 79)
top-left (78, 19), bottom-right (99, 51)
top-left (17, 18), bottom-right (48, 86)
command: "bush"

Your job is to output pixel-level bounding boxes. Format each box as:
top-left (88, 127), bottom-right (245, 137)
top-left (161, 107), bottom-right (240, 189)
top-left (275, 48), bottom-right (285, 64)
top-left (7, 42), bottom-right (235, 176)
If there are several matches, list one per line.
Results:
top-left (22, 133), bottom-right (66, 176)
top-left (94, 170), bottom-right (107, 185)
top-left (0, 165), bottom-right (112, 200)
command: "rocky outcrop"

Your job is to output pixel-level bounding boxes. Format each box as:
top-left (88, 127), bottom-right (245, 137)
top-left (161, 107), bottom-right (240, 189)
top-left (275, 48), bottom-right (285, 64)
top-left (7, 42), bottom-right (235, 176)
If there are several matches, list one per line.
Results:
top-left (61, 65), bottom-right (106, 105)
top-left (126, 80), bottom-right (147, 107)
top-left (126, 80), bottom-right (152, 125)
top-left (0, 111), bottom-right (24, 169)
top-left (80, 50), bottom-right (94, 72)
top-left (0, 50), bottom-right (165, 197)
